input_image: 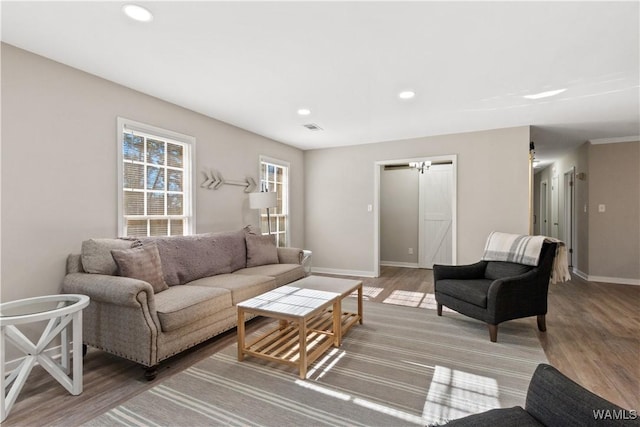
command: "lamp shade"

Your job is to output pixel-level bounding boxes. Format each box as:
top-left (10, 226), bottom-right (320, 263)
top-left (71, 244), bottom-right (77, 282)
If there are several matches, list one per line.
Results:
top-left (249, 191), bottom-right (277, 209)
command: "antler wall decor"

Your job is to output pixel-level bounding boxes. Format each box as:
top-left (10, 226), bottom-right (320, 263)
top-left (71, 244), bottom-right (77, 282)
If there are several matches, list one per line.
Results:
top-left (200, 170), bottom-right (257, 193)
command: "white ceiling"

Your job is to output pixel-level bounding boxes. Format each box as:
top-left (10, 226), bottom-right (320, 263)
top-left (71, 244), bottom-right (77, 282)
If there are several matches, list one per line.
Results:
top-left (2, 1), bottom-right (639, 167)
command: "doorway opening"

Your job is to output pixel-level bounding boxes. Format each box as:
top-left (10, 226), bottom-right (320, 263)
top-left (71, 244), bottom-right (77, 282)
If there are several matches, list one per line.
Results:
top-left (374, 155), bottom-right (457, 277)
top-left (540, 180), bottom-right (548, 236)
top-left (563, 167), bottom-right (575, 268)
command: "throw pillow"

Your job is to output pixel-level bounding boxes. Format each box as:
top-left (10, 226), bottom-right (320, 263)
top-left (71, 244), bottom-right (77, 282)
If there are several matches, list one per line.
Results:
top-left (245, 233), bottom-right (279, 268)
top-left (81, 238), bottom-right (138, 275)
top-left (111, 243), bottom-right (169, 293)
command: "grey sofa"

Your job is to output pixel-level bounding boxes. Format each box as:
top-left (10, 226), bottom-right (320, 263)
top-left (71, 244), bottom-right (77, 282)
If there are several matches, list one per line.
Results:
top-left (62, 229), bottom-right (305, 379)
top-left (445, 363), bottom-right (639, 426)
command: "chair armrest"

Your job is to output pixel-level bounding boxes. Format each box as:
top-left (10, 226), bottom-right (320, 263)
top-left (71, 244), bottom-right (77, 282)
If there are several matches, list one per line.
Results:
top-left (487, 268), bottom-right (548, 300)
top-left (433, 261), bottom-right (487, 282)
top-left (277, 247), bottom-right (303, 264)
top-left (63, 272), bottom-right (155, 307)
top-left (486, 269), bottom-right (551, 323)
top-left (526, 364), bottom-right (639, 426)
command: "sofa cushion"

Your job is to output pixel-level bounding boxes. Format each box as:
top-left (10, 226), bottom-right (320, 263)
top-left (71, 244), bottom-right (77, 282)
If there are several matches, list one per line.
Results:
top-left (233, 264), bottom-right (305, 287)
top-left (436, 279), bottom-right (493, 308)
top-left (141, 230), bottom-right (247, 286)
top-left (186, 274), bottom-right (277, 305)
top-left (485, 262), bottom-right (533, 280)
top-left (111, 244), bottom-right (169, 293)
top-left (444, 407), bottom-right (542, 426)
top-left (245, 233), bottom-right (279, 267)
top-left (153, 286), bottom-right (232, 332)
top-left (81, 238), bottom-right (137, 275)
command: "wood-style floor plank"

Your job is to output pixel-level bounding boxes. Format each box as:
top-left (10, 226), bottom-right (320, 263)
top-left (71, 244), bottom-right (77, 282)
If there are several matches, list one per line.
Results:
top-left (3, 267), bottom-right (638, 425)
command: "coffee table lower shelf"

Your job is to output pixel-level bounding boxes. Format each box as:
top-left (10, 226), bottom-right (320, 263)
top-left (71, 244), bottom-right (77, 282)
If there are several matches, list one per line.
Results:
top-left (240, 310), bottom-right (360, 378)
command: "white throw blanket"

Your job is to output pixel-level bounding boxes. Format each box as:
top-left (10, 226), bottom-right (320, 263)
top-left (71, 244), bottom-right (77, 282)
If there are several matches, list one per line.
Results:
top-left (482, 232), bottom-right (571, 284)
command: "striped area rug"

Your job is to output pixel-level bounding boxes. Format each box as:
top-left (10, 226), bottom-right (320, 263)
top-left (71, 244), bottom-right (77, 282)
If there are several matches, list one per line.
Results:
top-left (85, 299), bottom-right (547, 426)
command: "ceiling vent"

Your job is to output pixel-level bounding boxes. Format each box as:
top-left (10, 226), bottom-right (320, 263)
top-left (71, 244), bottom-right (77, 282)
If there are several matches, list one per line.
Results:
top-left (303, 123), bottom-right (323, 131)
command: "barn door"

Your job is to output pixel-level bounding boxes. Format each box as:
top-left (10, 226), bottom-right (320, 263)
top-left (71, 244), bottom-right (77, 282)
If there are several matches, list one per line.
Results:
top-left (419, 164), bottom-right (453, 268)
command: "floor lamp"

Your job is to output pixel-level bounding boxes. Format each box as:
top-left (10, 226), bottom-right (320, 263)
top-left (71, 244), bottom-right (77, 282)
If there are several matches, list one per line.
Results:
top-left (249, 191), bottom-right (278, 234)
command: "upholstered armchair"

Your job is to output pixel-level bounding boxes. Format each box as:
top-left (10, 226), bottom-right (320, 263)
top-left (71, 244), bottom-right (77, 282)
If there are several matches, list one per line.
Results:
top-left (433, 241), bottom-right (557, 342)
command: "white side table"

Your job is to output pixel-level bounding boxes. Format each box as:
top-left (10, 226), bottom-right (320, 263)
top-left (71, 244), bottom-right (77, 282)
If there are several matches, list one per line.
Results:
top-left (0, 294), bottom-right (89, 421)
top-left (302, 250), bottom-right (313, 276)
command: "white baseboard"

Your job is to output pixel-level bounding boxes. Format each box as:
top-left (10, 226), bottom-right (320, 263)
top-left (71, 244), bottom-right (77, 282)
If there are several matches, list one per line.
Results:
top-left (573, 268), bottom-right (639, 286)
top-left (572, 268), bottom-right (589, 281)
top-left (311, 267), bottom-right (376, 278)
top-left (380, 261), bottom-right (420, 269)
top-left (4, 345), bottom-right (63, 372)
top-left (587, 275), bottom-right (640, 286)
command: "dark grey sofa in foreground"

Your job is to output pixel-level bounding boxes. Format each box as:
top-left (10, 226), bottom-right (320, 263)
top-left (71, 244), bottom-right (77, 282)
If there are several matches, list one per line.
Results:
top-left (445, 364), bottom-right (639, 426)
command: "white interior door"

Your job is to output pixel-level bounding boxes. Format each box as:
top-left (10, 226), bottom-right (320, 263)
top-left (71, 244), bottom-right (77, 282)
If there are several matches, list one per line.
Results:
top-left (563, 168), bottom-right (575, 267)
top-left (551, 175), bottom-right (559, 238)
top-left (540, 180), bottom-right (548, 236)
top-left (419, 164), bottom-right (453, 268)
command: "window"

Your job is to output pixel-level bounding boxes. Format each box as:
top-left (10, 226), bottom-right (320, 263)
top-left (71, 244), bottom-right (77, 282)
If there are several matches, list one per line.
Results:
top-left (259, 156), bottom-right (289, 247)
top-left (117, 118), bottom-right (195, 237)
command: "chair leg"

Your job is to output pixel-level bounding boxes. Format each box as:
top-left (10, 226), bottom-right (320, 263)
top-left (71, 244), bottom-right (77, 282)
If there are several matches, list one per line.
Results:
top-left (537, 315), bottom-right (547, 332)
top-left (437, 303), bottom-right (442, 316)
top-left (488, 324), bottom-right (498, 342)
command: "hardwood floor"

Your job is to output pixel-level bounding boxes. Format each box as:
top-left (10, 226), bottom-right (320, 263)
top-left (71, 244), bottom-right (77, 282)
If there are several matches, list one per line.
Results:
top-left (3, 267), bottom-right (639, 425)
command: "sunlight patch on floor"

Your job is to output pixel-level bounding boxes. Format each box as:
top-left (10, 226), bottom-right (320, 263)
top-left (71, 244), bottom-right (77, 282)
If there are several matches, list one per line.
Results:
top-left (422, 365), bottom-right (500, 423)
top-left (383, 290), bottom-right (424, 307)
top-left (349, 286), bottom-right (384, 300)
top-left (381, 291), bottom-right (456, 312)
top-left (306, 348), bottom-right (346, 380)
top-left (420, 293), bottom-right (455, 312)
top-left (295, 380), bottom-right (425, 425)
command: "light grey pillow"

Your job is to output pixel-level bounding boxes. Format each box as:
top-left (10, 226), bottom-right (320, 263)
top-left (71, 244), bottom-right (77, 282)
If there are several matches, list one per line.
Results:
top-left (81, 238), bottom-right (137, 275)
top-left (111, 244), bottom-right (169, 293)
top-left (246, 234), bottom-right (279, 267)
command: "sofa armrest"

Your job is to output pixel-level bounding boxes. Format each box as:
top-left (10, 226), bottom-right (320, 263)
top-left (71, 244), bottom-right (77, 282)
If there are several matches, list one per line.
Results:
top-left (63, 272), bottom-right (155, 307)
top-left (277, 247), bottom-right (303, 264)
top-left (433, 261), bottom-right (487, 282)
top-left (526, 364), bottom-right (639, 426)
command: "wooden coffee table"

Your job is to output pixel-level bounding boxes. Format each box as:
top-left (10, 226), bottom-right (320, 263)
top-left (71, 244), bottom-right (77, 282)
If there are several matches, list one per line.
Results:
top-left (237, 276), bottom-right (363, 379)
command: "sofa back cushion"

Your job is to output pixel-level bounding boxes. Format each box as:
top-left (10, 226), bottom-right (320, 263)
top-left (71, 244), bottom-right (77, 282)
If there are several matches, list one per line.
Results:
top-left (141, 230), bottom-right (247, 286)
top-left (485, 261), bottom-right (533, 280)
top-left (81, 238), bottom-right (138, 275)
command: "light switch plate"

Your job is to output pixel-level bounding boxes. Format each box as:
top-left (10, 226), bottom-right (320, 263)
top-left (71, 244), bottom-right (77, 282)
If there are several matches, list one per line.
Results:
top-left (598, 204), bottom-right (606, 213)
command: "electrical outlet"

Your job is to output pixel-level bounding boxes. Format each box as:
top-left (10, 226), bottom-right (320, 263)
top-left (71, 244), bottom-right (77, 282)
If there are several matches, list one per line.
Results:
top-left (598, 204), bottom-right (606, 213)
top-left (408, 248), bottom-right (414, 255)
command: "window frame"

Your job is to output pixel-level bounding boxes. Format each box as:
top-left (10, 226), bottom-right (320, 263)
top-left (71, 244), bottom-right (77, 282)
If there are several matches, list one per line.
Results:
top-left (259, 155), bottom-right (290, 247)
top-left (117, 117), bottom-right (196, 237)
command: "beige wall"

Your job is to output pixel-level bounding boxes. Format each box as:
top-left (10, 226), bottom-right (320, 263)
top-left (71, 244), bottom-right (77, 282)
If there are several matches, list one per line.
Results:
top-left (305, 126), bottom-right (531, 275)
top-left (380, 167), bottom-right (419, 265)
top-left (588, 141), bottom-right (640, 280)
top-left (0, 43), bottom-right (305, 304)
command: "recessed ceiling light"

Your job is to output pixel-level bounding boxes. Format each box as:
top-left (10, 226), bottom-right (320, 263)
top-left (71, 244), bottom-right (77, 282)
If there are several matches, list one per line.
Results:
top-left (122, 4), bottom-right (153, 22)
top-left (398, 90), bottom-right (416, 100)
top-left (523, 88), bottom-right (567, 100)
top-left (297, 108), bottom-right (311, 116)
